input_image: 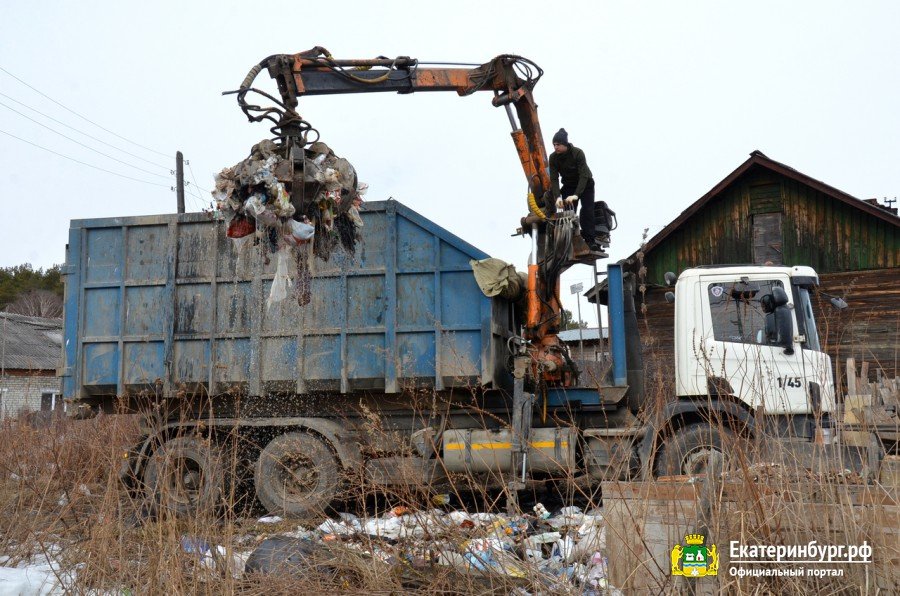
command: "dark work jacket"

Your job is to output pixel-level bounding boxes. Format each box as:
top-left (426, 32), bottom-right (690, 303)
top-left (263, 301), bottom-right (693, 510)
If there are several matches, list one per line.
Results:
top-left (548, 145), bottom-right (593, 198)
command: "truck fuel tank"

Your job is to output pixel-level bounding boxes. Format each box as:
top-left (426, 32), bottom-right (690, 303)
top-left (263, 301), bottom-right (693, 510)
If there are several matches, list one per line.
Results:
top-left (441, 427), bottom-right (575, 474)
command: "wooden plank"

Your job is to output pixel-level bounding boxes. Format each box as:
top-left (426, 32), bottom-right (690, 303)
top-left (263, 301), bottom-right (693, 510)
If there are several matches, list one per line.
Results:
top-left (886, 218), bottom-right (895, 269)
top-left (889, 221), bottom-right (899, 269)
top-left (849, 355), bottom-right (859, 396)
top-left (783, 178), bottom-right (796, 264)
top-left (824, 191), bottom-right (835, 272)
top-left (749, 182), bottom-right (782, 214)
top-left (805, 181), bottom-right (817, 267)
top-left (843, 199), bottom-right (853, 271)
top-left (860, 207), bottom-right (870, 270)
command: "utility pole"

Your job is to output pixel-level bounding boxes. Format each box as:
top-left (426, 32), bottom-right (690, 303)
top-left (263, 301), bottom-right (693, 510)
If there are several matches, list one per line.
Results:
top-left (570, 282), bottom-right (584, 359)
top-left (176, 151), bottom-right (185, 214)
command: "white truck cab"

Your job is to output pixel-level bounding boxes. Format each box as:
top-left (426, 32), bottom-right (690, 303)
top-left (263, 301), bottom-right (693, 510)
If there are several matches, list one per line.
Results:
top-left (673, 265), bottom-right (835, 419)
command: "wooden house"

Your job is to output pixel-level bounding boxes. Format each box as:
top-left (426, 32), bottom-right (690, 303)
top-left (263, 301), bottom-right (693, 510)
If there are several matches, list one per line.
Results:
top-left (588, 150), bottom-right (900, 393)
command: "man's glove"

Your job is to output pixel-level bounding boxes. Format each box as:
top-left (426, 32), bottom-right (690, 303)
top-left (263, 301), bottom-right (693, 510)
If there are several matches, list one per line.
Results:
top-left (565, 195), bottom-right (578, 205)
top-left (556, 198), bottom-right (564, 209)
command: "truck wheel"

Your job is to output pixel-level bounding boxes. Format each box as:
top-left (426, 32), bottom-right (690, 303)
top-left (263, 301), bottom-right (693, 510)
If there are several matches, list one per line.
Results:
top-left (655, 423), bottom-right (743, 477)
top-left (255, 432), bottom-right (340, 517)
top-left (143, 436), bottom-right (224, 517)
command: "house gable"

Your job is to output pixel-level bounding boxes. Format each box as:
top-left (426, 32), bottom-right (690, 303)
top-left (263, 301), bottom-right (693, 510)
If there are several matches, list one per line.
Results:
top-left (639, 152), bottom-right (899, 285)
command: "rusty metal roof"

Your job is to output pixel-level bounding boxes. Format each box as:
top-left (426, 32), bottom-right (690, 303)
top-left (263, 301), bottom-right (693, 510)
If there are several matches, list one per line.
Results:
top-left (0, 312), bottom-right (62, 372)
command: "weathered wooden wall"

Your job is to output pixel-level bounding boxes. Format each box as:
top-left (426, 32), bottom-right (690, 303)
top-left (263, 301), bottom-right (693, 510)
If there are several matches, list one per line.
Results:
top-left (635, 288), bottom-right (676, 397)
top-left (642, 166), bottom-right (900, 285)
top-left (817, 269), bottom-right (900, 386)
top-left (782, 180), bottom-right (899, 272)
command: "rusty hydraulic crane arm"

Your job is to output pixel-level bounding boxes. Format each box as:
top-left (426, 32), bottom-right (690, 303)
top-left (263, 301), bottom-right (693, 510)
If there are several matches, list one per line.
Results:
top-left (233, 48), bottom-right (552, 201)
top-left (230, 48), bottom-right (576, 388)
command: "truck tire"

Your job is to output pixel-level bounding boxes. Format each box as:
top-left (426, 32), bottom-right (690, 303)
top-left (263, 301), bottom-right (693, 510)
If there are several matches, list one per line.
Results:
top-left (255, 432), bottom-right (340, 517)
top-left (143, 436), bottom-right (224, 517)
top-left (655, 423), bottom-right (744, 477)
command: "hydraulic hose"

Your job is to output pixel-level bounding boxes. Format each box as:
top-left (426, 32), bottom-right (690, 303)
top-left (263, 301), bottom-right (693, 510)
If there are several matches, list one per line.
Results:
top-left (527, 192), bottom-right (547, 220)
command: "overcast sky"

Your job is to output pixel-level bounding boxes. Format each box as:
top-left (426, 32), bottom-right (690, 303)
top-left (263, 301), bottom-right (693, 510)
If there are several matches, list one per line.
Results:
top-left (2, 1), bottom-right (898, 326)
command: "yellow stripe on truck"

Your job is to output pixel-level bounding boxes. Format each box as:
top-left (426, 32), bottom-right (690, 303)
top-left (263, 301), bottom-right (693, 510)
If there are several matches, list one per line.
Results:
top-left (444, 441), bottom-right (568, 451)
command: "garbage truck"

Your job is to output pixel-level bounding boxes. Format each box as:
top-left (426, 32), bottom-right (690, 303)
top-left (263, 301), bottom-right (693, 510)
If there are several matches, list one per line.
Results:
top-left (58, 50), bottom-right (839, 515)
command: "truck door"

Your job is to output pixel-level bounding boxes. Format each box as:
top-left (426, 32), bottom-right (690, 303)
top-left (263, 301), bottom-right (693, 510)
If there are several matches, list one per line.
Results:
top-left (698, 275), bottom-right (807, 414)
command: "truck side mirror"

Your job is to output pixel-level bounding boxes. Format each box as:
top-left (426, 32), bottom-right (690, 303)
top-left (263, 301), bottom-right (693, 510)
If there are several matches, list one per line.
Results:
top-left (775, 307), bottom-right (794, 355)
top-left (664, 291), bottom-right (675, 304)
top-left (770, 287), bottom-right (794, 354)
top-left (764, 312), bottom-right (776, 343)
top-left (664, 272), bottom-right (677, 286)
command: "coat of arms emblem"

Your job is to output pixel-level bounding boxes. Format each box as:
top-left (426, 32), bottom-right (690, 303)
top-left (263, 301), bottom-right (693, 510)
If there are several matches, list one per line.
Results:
top-left (671, 534), bottom-right (719, 577)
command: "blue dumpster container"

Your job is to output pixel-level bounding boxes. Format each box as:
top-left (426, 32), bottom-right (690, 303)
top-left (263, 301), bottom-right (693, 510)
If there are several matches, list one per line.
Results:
top-left (61, 200), bottom-right (514, 402)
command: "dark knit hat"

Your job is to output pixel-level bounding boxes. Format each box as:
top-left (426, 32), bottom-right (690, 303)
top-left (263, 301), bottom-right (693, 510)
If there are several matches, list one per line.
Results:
top-left (552, 128), bottom-right (569, 145)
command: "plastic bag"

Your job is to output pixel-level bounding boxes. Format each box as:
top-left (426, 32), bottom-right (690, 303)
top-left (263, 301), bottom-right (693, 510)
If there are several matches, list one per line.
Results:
top-left (231, 234), bottom-right (253, 275)
top-left (271, 183), bottom-right (295, 218)
top-left (244, 195), bottom-right (266, 217)
top-left (323, 167), bottom-right (342, 191)
top-left (348, 206), bottom-right (364, 228)
top-left (266, 248), bottom-right (293, 310)
top-left (284, 219), bottom-right (315, 246)
top-left (571, 516), bottom-right (606, 562)
top-left (227, 214), bottom-right (254, 239)
top-left (250, 155), bottom-right (279, 184)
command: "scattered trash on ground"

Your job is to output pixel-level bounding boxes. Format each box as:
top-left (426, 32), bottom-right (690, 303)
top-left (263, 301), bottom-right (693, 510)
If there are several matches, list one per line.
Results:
top-left (236, 503), bottom-right (622, 593)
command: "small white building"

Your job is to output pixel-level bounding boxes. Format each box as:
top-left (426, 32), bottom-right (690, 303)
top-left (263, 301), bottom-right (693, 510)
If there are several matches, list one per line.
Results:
top-left (0, 312), bottom-right (62, 419)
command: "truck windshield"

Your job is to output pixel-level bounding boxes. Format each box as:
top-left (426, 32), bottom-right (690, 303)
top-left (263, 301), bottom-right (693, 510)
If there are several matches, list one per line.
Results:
top-left (797, 287), bottom-right (821, 351)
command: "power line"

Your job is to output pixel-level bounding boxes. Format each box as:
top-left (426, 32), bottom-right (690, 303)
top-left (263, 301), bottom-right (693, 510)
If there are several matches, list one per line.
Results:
top-left (182, 180), bottom-right (204, 212)
top-left (0, 65), bottom-right (170, 158)
top-left (183, 158), bottom-right (211, 212)
top-left (0, 99), bottom-right (172, 180)
top-left (177, 158), bottom-right (206, 212)
top-left (0, 91), bottom-right (170, 170)
top-left (186, 159), bottom-right (211, 195)
top-left (0, 127), bottom-right (170, 188)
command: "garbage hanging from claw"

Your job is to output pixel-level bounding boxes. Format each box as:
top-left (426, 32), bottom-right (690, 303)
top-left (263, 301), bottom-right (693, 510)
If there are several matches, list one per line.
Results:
top-left (212, 139), bottom-right (368, 307)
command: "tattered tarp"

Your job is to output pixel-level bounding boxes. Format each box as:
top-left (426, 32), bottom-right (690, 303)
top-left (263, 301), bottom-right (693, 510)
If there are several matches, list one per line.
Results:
top-left (470, 258), bottom-right (527, 301)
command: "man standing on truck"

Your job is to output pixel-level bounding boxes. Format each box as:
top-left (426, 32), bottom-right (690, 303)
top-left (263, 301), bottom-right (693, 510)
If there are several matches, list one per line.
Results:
top-left (548, 128), bottom-right (604, 251)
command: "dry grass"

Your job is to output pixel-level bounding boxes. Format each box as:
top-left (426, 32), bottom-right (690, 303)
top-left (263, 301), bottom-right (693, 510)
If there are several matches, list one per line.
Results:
top-left (0, 392), bottom-right (896, 595)
top-left (0, 413), bottom-right (587, 594)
